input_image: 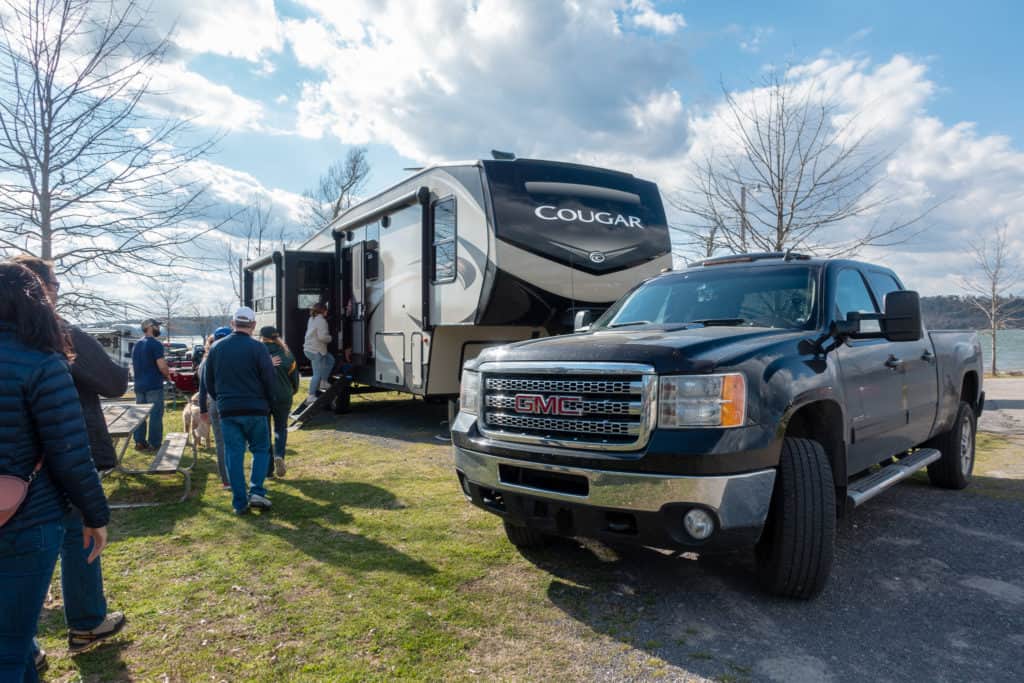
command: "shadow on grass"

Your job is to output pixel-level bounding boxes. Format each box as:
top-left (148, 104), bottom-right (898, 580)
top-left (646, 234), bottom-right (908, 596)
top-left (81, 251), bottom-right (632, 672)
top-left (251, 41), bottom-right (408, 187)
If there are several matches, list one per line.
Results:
top-left (301, 395), bottom-right (449, 446)
top-left (239, 478), bottom-right (435, 579)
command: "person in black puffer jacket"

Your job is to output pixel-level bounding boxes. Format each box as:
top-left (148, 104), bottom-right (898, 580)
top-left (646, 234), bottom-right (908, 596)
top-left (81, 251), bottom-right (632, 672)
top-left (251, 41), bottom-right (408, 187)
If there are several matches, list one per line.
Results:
top-left (11, 255), bottom-right (129, 663)
top-left (0, 263), bottom-right (111, 682)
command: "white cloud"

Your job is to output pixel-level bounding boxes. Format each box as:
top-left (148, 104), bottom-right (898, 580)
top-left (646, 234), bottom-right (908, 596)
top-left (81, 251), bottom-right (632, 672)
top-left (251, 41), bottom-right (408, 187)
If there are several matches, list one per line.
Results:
top-left (143, 62), bottom-right (266, 131)
top-left (286, 0), bottom-right (689, 161)
top-left (156, 0), bottom-right (284, 62)
top-left (739, 26), bottom-right (773, 53)
top-left (628, 0), bottom-right (686, 34)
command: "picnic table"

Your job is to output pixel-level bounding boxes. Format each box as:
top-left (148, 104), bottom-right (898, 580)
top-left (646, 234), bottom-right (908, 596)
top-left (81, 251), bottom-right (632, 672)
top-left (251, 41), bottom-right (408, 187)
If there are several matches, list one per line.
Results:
top-left (102, 401), bottom-right (196, 508)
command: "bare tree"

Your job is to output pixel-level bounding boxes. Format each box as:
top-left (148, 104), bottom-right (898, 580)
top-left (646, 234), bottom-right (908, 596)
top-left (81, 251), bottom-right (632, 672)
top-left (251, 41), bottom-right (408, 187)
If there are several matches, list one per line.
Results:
top-left (224, 197), bottom-right (281, 302)
top-left (672, 71), bottom-right (933, 258)
top-left (144, 278), bottom-right (184, 343)
top-left (0, 0), bottom-right (223, 319)
top-left (959, 225), bottom-right (1022, 376)
top-left (300, 147), bottom-right (370, 235)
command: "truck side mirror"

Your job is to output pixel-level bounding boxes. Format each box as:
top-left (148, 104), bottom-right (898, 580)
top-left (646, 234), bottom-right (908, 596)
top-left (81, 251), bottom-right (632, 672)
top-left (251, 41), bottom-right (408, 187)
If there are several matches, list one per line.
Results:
top-left (881, 290), bottom-right (923, 342)
top-left (573, 310), bottom-right (592, 332)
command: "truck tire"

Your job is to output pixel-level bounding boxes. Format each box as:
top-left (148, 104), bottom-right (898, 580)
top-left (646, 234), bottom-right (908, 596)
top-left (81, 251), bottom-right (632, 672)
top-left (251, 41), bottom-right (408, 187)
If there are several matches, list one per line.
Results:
top-left (755, 437), bottom-right (835, 600)
top-left (503, 520), bottom-right (548, 548)
top-left (925, 400), bottom-right (975, 490)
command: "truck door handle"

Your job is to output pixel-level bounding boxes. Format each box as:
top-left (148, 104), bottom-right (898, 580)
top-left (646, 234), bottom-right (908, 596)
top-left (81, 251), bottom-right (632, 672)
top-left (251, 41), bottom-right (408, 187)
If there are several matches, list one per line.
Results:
top-left (885, 356), bottom-right (904, 370)
top-left (921, 349), bottom-right (935, 363)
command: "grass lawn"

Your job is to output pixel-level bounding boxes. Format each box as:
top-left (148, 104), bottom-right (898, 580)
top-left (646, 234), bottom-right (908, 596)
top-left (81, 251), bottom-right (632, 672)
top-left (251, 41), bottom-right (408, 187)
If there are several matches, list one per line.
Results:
top-left (38, 392), bottom-right (619, 681)
top-left (35, 392), bottom-right (1023, 681)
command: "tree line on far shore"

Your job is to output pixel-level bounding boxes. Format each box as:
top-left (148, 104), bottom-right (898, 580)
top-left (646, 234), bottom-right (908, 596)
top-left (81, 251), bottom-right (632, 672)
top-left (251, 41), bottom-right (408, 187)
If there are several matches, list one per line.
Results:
top-left (921, 295), bottom-right (1024, 331)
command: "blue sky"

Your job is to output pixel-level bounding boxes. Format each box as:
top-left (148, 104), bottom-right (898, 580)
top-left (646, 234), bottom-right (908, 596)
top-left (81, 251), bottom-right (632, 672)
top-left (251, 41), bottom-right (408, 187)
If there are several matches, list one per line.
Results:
top-left (71, 0), bottom-right (1024, 302)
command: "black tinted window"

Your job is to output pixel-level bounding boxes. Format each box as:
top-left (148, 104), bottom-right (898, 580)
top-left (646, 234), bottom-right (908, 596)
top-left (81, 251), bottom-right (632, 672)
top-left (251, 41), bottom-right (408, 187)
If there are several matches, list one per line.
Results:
top-left (432, 198), bottom-right (456, 283)
top-left (597, 265), bottom-right (819, 330)
top-left (865, 270), bottom-right (902, 311)
top-left (835, 269), bottom-right (878, 320)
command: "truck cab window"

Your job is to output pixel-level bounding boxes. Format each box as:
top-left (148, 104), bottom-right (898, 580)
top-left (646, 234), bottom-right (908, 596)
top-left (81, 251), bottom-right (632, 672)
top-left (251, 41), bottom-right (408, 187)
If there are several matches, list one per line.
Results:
top-left (432, 197), bottom-right (456, 283)
top-left (834, 269), bottom-right (878, 321)
top-left (865, 270), bottom-right (903, 311)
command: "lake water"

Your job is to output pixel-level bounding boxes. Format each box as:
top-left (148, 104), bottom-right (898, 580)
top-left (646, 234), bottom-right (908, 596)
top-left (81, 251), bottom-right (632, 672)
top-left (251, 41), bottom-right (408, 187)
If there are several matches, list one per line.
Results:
top-left (978, 329), bottom-right (1024, 373)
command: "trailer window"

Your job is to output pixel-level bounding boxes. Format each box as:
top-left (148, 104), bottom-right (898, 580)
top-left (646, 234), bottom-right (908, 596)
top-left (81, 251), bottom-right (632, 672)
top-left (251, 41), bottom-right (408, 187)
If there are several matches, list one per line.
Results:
top-left (432, 197), bottom-right (457, 283)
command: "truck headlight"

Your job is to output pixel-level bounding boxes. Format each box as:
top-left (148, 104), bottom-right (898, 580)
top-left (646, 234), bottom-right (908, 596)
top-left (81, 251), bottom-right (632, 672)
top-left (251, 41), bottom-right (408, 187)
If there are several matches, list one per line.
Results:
top-left (658, 373), bottom-right (746, 428)
top-left (460, 369), bottom-right (481, 415)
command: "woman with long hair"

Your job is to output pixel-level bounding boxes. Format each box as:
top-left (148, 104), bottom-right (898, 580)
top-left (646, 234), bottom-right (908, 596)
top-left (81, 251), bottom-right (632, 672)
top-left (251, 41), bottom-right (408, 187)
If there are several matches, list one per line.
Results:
top-left (301, 302), bottom-right (334, 409)
top-left (0, 263), bottom-right (110, 681)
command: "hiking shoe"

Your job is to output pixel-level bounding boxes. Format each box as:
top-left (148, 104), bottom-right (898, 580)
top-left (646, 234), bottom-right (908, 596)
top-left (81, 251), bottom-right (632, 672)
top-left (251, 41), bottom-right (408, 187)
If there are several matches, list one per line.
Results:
top-left (249, 493), bottom-right (272, 509)
top-left (274, 457), bottom-right (287, 477)
top-left (33, 640), bottom-right (46, 673)
top-left (134, 442), bottom-right (151, 451)
top-left (233, 506), bottom-right (250, 515)
top-left (68, 611), bottom-right (127, 654)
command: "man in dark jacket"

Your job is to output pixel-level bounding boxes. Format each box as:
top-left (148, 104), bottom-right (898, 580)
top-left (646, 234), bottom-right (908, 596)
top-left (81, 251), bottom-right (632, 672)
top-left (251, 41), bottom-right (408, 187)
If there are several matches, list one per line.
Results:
top-left (10, 255), bottom-right (128, 658)
top-left (260, 326), bottom-right (299, 478)
top-left (201, 307), bottom-right (276, 514)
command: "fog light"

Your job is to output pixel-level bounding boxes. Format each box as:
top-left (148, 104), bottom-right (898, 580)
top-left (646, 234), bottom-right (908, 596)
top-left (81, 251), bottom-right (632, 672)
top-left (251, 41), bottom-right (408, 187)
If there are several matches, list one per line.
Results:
top-left (684, 509), bottom-right (715, 540)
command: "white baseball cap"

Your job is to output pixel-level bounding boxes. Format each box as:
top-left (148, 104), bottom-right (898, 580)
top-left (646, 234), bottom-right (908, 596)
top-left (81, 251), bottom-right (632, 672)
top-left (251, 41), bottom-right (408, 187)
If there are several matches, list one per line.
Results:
top-left (233, 306), bottom-right (256, 324)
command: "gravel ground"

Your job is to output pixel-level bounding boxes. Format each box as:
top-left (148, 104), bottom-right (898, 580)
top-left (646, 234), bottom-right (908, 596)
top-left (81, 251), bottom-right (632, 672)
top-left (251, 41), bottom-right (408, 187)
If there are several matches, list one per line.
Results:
top-left (980, 377), bottom-right (1024, 435)
top-left (312, 394), bottom-right (1024, 682)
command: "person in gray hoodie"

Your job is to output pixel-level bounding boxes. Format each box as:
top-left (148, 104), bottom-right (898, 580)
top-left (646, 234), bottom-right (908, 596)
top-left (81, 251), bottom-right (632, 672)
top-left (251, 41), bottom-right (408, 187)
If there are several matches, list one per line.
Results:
top-left (300, 302), bottom-right (333, 409)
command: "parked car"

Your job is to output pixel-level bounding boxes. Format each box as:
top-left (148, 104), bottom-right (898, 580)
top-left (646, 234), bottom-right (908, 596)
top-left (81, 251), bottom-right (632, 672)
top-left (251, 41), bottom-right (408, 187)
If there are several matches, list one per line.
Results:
top-left (451, 253), bottom-right (984, 599)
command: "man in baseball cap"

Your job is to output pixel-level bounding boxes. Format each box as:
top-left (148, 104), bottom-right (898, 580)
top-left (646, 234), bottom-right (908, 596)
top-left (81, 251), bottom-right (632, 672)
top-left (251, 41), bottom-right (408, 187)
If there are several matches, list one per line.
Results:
top-left (201, 306), bottom-right (276, 514)
top-left (131, 317), bottom-right (171, 451)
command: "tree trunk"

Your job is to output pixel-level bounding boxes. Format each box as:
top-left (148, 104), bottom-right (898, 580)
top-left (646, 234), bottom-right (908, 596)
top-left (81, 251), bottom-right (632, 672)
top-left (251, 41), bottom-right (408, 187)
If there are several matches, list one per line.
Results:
top-left (990, 324), bottom-right (997, 376)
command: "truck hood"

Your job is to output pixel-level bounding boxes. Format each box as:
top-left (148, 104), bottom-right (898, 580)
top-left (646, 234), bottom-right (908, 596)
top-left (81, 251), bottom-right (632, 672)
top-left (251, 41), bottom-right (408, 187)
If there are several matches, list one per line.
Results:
top-left (472, 325), bottom-right (809, 374)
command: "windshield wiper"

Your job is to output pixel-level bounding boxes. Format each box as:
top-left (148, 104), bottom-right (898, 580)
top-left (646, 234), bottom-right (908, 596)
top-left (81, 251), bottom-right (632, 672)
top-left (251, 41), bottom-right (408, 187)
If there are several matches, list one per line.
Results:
top-left (688, 318), bottom-right (747, 327)
top-left (608, 320), bottom-right (653, 328)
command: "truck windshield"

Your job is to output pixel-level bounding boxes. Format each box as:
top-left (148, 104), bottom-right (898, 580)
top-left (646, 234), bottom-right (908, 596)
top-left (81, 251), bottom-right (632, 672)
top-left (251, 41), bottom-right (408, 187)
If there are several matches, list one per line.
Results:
top-left (595, 265), bottom-right (820, 330)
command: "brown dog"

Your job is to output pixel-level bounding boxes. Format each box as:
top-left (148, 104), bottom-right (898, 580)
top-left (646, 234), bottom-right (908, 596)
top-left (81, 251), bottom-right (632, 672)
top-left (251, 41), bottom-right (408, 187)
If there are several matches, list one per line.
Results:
top-left (182, 393), bottom-right (211, 448)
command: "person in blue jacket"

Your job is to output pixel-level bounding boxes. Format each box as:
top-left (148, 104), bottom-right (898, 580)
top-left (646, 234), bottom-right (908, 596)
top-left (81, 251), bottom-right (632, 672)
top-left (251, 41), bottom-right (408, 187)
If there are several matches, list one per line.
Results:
top-left (200, 308), bottom-right (276, 514)
top-left (0, 263), bottom-right (111, 682)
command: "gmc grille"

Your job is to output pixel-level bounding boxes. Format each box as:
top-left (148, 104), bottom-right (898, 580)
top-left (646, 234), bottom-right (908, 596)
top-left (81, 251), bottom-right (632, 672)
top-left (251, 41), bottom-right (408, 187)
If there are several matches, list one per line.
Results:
top-left (477, 363), bottom-right (656, 451)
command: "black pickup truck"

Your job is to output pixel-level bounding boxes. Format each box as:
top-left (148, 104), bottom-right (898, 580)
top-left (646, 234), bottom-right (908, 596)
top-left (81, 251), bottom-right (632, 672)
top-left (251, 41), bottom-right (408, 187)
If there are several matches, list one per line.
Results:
top-left (451, 253), bottom-right (984, 598)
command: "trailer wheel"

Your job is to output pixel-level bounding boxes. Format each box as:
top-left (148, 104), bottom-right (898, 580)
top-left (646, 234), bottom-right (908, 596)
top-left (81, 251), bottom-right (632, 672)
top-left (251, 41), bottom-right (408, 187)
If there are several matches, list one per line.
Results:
top-left (330, 382), bottom-right (351, 414)
top-left (755, 437), bottom-right (835, 600)
top-left (503, 520), bottom-right (549, 548)
top-left (925, 401), bottom-right (975, 490)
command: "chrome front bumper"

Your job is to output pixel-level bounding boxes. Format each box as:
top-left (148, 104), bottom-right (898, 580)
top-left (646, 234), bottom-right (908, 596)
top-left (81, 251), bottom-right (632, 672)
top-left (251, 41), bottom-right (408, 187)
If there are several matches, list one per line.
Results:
top-left (454, 445), bottom-right (776, 533)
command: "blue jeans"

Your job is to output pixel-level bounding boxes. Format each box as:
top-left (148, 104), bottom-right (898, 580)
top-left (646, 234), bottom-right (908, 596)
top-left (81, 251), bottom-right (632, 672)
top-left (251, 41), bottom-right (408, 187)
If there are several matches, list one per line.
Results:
top-left (0, 520), bottom-right (63, 683)
top-left (305, 350), bottom-right (334, 398)
top-left (221, 415), bottom-right (270, 512)
top-left (270, 401), bottom-right (291, 459)
top-left (132, 387), bottom-right (164, 447)
top-left (209, 401), bottom-right (227, 486)
top-left (59, 508), bottom-right (106, 631)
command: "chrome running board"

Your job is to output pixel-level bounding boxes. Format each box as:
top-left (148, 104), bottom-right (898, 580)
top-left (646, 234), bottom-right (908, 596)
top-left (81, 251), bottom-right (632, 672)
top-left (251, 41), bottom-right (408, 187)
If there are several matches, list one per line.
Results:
top-left (847, 448), bottom-right (941, 507)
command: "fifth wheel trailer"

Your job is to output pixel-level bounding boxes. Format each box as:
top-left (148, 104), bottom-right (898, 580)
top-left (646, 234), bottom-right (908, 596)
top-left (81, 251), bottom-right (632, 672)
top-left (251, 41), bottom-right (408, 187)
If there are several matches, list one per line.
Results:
top-left (243, 156), bottom-right (672, 402)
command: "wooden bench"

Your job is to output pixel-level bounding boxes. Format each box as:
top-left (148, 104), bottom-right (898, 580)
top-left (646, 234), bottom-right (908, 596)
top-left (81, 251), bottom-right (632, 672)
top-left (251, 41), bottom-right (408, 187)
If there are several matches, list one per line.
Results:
top-left (108, 431), bottom-right (198, 509)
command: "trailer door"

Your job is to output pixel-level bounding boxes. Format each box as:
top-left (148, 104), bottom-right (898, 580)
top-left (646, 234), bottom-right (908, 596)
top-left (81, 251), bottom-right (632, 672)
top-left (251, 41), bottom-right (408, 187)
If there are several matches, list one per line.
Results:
top-left (348, 241), bottom-right (366, 361)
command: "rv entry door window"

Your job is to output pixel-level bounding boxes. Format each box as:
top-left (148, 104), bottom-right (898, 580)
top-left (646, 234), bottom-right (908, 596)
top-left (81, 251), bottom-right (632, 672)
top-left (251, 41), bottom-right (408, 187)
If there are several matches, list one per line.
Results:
top-left (432, 197), bottom-right (457, 283)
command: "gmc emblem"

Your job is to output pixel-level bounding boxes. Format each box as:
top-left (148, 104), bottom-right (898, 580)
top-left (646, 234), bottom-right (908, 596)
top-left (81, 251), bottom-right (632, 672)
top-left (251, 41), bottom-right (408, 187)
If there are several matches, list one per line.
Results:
top-left (514, 393), bottom-right (583, 416)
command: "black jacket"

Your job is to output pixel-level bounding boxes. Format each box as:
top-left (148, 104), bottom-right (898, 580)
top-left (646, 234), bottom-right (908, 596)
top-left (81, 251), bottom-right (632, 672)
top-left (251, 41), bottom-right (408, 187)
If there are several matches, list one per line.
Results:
top-left (66, 325), bottom-right (129, 470)
top-left (202, 331), bottom-right (275, 417)
top-left (0, 325), bottom-right (111, 533)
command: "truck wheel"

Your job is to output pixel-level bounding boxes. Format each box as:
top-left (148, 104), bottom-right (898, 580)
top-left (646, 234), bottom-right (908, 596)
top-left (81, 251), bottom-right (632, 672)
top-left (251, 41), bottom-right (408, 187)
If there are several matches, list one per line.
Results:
top-left (755, 437), bottom-right (835, 600)
top-left (925, 401), bottom-right (975, 490)
top-left (503, 520), bottom-right (548, 548)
